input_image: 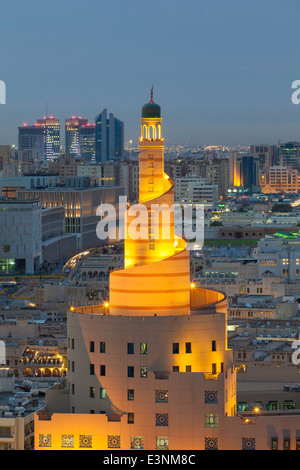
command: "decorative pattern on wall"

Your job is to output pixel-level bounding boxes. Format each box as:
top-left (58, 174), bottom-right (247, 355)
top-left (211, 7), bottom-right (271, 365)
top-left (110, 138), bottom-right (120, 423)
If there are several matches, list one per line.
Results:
top-left (39, 434), bottom-right (52, 448)
top-left (79, 434), bottom-right (92, 448)
top-left (242, 438), bottom-right (255, 450)
top-left (108, 435), bottom-right (121, 449)
top-left (156, 413), bottom-right (169, 426)
top-left (61, 434), bottom-right (74, 448)
top-left (205, 390), bottom-right (218, 404)
top-left (155, 390), bottom-right (168, 403)
top-left (131, 436), bottom-right (144, 449)
top-left (205, 437), bottom-right (218, 450)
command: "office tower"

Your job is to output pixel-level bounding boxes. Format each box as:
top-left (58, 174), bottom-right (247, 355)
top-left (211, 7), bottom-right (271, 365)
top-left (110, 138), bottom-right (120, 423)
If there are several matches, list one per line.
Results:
top-left (65, 117), bottom-right (88, 155)
top-left (0, 145), bottom-right (11, 171)
top-left (229, 153), bottom-right (259, 192)
top-left (250, 144), bottom-right (276, 169)
top-left (278, 141), bottom-right (300, 169)
top-left (79, 123), bottom-right (96, 161)
top-left (18, 124), bottom-right (45, 162)
top-left (241, 154), bottom-right (259, 191)
top-left (95, 109), bottom-right (124, 163)
top-left (36, 117), bottom-right (60, 160)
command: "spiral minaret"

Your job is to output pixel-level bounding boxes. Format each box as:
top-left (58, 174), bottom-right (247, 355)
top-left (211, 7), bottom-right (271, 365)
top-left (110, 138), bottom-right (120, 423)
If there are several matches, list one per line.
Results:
top-left (109, 91), bottom-right (191, 315)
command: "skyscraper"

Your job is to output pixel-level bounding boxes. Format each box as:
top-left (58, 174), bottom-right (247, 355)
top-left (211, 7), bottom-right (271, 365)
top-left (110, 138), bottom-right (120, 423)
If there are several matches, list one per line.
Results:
top-left (95, 109), bottom-right (124, 163)
top-left (18, 124), bottom-right (45, 162)
top-left (36, 117), bottom-right (60, 160)
top-left (79, 123), bottom-right (96, 161)
top-left (230, 152), bottom-right (259, 192)
top-left (65, 117), bottom-right (88, 155)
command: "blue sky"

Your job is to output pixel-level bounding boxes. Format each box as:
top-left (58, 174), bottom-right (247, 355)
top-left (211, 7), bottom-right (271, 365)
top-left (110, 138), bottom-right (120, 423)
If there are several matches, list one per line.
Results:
top-left (1, 0), bottom-right (300, 147)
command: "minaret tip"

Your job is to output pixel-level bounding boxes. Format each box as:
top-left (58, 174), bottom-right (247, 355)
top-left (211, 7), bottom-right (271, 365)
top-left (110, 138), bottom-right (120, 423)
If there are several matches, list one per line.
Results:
top-left (150, 85), bottom-right (153, 103)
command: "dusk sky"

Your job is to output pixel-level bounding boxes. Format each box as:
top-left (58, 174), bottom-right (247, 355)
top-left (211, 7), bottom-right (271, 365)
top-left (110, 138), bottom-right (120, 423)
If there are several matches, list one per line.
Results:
top-left (1, 0), bottom-right (300, 147)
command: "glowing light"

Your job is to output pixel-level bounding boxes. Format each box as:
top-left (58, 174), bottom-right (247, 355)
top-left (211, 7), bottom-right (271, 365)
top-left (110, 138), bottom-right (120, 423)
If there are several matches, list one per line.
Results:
top-left (191, 283), bottom-right (195, 288)
top-left (70, 306), bottom-right (75, 312)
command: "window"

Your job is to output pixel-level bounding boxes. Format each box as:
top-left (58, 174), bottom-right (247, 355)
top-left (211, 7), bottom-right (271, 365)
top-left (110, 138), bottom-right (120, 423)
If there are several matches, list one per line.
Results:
top-left (212, 363), bottom-right (217, 375)
top-left (186, 342), bottom-right (191, 354)
top-left (71, 338), bottom-right (74, 350)
top-left (173, 343), bottom-right (179, 354)
top-left (71, 384), bottom-right (75, 395)
top-left (271, 438), bottom-right (278, 450)
top-left (128, 413), bottom-right (134, 424)
top-left (90, 341), bottom-right (94, 353)
top-left (212, 340), bottom-right (216, 351)
top-left (284, 439), bottom-right (290, 450)
top-left (141, 366), bottom-right (147, 378)
top-left (100, 388), bottom-right (106, 399)
top-left (90, 387), bottom-right (95, 398)
top-left (205, 414), bottom-right (218, 428)
top-left (2, 245), bottom-right (10, 253)
top-left (71, 361), bottom-right (74, 372)
top-left (127, 343), bottom-right (134, 354)
top-left (90, 364), bottom-right (94, 375)
top-left (100, 342), bottom-right (105, 353)
top-left (296, 439), bottom-right (300, 450)
top-left (156, 436), bottom-right (169, 450)
top-left (100, 365), bottom-right (106, 376)
top-left (155, 390), bottom-right (168, 403)
top-left (128, 366), bottom-right (134, 377)
top-left (128, 389), bottom-right (134, 401)
top-left (173, 366), bottom-right (179, 372)
top-left (186, 365), bottom-right (192, 372)
top-left (140, 343), bottom-right (147, 354)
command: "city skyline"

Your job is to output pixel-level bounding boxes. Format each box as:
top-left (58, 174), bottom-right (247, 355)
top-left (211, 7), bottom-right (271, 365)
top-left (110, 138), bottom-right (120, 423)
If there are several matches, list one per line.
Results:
top-left (1, 0), bottom-right (300, 147)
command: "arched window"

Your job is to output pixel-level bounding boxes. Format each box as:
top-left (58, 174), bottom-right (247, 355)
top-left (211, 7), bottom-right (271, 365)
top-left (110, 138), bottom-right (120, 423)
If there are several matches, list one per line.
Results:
top-left (157, 124), bottom-right (161, 139)
top-left (143, 125), bottom-right (148, 139)
top-left (149, 125), bottom-right (156, 140)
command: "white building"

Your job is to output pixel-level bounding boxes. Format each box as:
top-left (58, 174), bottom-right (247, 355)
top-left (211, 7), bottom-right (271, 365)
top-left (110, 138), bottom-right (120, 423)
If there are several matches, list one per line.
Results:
top-left (254, 233), bottom-right (300, 282)
top-left (0, 199), bottom-right (42, 274)
top-left (175, 174), bottom-right (218, 207)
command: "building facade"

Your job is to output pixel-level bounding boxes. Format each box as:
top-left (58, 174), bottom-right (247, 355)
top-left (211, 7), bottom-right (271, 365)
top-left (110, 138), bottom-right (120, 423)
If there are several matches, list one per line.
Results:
top-left (95, 109), bottom-right (124, 163)
top-left (65, 117), bottom-right (88, 156)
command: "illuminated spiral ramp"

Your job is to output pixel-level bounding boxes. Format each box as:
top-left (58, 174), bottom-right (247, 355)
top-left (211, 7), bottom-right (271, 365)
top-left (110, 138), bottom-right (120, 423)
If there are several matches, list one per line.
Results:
top-left (109, 94), bottom-right (191, 316)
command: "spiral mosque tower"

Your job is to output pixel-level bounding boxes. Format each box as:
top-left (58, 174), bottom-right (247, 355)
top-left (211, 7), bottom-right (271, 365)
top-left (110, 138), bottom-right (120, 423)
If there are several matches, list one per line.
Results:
top-left (109, 90), bottom-right (191, 316)
top-left (35, 92), bottom-right (238, 451)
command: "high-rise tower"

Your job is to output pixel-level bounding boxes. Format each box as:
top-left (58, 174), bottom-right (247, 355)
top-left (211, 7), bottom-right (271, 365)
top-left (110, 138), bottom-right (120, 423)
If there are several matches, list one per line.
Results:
top-left (65, 117), bottom-right (88, 155)
top-left (36, 117), bottom-right (60, 160)
top-left (95, 109), bottom-right (124, 163)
